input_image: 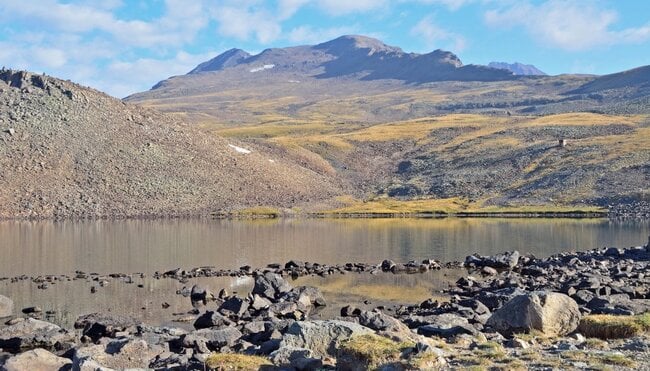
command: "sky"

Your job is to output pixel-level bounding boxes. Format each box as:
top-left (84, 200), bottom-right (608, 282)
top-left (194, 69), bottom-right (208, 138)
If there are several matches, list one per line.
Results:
top-left (0, 0), bottom-right (648, 98)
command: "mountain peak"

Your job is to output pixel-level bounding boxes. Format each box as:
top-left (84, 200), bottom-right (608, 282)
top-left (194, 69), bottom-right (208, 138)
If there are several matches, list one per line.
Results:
top-left (315, 35), bottom-right (403, 55)
top-left (488, 62), bottom-right (546, 76)
top-left (188, 48), bottom-right (251, 74)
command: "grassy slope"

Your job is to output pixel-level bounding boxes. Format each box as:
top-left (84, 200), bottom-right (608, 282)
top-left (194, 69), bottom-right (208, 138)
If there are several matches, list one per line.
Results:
top-left (211, 112), bottom-right (646, 214)
top-left (129, 73), bottom-right (649, 214)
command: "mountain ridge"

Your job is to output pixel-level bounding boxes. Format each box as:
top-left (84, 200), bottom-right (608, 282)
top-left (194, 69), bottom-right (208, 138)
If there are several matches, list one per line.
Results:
top-left (176, 35), bottom-right (514, 84)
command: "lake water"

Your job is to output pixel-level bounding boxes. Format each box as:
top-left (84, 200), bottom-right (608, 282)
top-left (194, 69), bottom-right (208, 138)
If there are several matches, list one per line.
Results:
top-left (0, 218), bottom-right (648, 328)
top-left (1, 218), bottom-right (648, 277)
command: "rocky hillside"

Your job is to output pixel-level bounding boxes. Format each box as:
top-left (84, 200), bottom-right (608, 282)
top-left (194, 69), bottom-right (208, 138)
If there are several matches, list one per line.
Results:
top-left (488, 62), bottom-right (546, 76)
top-left (0, 70), bottom-right (342, 219)
top-left (123, 36), bottom-right (650, 211)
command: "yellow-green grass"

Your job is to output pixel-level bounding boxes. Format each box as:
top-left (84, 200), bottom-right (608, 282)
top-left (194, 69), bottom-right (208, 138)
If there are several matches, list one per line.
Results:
top-left (226, 206), bottom-right (281, 218)
top-left (339, 334), bottom-right (415, 369)
top-left (216, 121), bottom-right (334, 139)
top-left (578, 313), bottom-right (650, 339)
top-left (205, 353), bottom-right (272, 370)
top-left (322, 196), bottom-right (605, 216)
top-left (324, 197), bottom-right (471, 215)
top-left (561, 350), bottom-right (637, 368)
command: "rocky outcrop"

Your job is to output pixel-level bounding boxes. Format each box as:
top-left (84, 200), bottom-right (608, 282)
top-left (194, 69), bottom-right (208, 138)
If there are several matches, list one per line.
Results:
top-left (0, 318), bottom-right (75, 353)
top-left (486, 292), bottom-right (581, 336)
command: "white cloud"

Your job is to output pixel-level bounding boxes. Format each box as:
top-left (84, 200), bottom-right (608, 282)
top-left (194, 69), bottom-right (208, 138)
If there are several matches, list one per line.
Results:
top-left (484, 0), bottom-right (650, 51)
top-left (212, 6), bottom-right (282, 44)
top-left (104, 51), bottom-right (219, 97)
top-left (0, 0), bottom-right (208, 48)
top-left (407, 0), bottom-right (474, 11)
top-left (316, 0), bottom-right (388, 15)
top-left (287, 25), bottom-right (359, 44)
top-left (410, 16), bottom-right (467, 52)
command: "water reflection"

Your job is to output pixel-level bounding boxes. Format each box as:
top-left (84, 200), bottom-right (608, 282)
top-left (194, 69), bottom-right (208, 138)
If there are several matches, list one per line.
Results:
top-left (0, 218), bottom-right (647, 277)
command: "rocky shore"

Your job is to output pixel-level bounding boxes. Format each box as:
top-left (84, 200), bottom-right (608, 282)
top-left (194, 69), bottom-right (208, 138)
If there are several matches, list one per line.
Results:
top-left (1, 240), bottom-right (650, 370)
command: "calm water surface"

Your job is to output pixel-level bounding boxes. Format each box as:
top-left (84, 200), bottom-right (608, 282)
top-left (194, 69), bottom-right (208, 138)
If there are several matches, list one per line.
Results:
top-left (0, 218), bottom-right (648, 277)
top-left (0, 218), bottom-right (648, 328)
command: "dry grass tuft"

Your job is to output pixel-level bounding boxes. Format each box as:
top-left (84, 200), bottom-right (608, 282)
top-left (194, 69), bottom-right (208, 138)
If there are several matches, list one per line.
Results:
top-left (578, 313), bottom-right (650, 339)
top-left (205, 353), bottom-right (272, 370)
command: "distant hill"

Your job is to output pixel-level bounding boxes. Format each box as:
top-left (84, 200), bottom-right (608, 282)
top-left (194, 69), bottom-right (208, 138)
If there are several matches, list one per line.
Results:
top-left (571, 65), bottom-right (650, 94)
top-left (0, 70), bottom-right (341, 219)
top-left (488, 62), bottom-right (546, 76)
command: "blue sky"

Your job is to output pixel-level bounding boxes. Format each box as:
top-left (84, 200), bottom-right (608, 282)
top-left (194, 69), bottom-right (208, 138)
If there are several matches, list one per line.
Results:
top-left (0, 0), bottom-right (648, 97)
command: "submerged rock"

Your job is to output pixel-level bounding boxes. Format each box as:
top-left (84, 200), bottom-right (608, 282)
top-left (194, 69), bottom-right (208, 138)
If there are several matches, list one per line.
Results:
top-left (486, 291), bottom-right (581, 336)
top-left (0, 295), bottom-right (13, 318)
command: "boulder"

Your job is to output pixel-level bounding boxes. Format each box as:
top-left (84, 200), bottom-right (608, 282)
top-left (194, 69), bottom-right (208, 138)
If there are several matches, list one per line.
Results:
top-left (417, 313), bottom-right (478, 338)
top-left (182, 327), bottom-right (243, 350)
top-left (2, 348), bottom-right (71, 371)
top-left (73, 338), bottom-right (164, 370)
top-left (218, 297), bottom-right (250, 317)
top-left (278, 320), bottom-right (373, 357)
top-left (486, 291), bottom-right (581, 336)
top-left (465, 251), bottom-right (520, 269)
top-left (74, 313), bottom-right (140, 342)
top-left (476, 287), bottom-right (528, 310)
top-left (282, 286), bottom-right (327, 309)
top-left (359, 310), bottom-right (418, 342)
top-left (193, 311), bottom-right (232, 330)
top-left (252, 272), bottom-right (293, 300)
top-left (0, 318), bottom-right (75, 353)
top-left (190, 285), bottom-right (212, 306)
top-left (0, 295), bottom-right (13, 318)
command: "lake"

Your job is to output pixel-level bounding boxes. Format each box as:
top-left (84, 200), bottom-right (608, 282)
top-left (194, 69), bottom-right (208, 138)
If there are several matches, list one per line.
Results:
top-left (1, 217), bottom-right (648, 277)
top-left (0, 217), bottom-right (648, 328)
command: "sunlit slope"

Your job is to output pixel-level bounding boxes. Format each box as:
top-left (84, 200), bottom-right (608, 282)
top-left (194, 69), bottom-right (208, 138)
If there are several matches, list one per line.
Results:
top-left (215, 113), bottom-right (649, 208)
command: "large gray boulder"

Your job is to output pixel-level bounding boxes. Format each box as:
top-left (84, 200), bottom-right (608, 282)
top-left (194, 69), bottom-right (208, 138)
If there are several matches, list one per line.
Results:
top-left (278, 320), bottom-right (373, 357)
top-left (252, 272), bottom-right (293, 300)
top-left (0, 318), bottom-right (75, 353)
top-left (2, 348), bottom-right (72, 371)
top-left (486, 291), bottom-right (581, 336)
top-left (0, 295), bottom-right (13, 318)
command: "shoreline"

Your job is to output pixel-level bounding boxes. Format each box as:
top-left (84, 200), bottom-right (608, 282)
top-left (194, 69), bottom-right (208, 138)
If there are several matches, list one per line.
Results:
top-left (1, 240), bottom-right (649, 369)
top-left (4, 209), bottom-right (647, 222)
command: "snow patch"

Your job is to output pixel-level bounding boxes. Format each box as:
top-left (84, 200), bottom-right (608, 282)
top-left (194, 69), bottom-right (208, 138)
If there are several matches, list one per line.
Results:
top-left (229, 144), bottom-right (251, 154)
top-left (288, 80), bottom-right (300, 83)
top-left (250, 64), bottom-right (275, 73)
top-left (268, 159), bottom-right (275, 163)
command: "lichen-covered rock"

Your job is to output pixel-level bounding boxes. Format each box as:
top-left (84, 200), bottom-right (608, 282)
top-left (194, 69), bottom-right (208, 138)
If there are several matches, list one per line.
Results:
top-left (278, 320), bottom-right (373, 358)
top-left (486, 291), bottom-right (581, 336)
top-left (2, 348), bottom-right (72, 371)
